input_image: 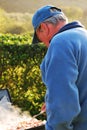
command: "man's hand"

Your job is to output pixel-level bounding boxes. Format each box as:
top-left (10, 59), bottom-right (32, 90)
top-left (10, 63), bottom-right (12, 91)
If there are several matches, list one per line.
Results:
top-left (41, 103), bottom-right (46, 112)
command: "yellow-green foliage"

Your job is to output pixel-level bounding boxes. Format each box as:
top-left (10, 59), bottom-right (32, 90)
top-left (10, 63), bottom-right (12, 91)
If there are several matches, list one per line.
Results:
top-left (0, 6), bottom-right (87, 34)
top-left (0, 33), bottom-right (32, 45)
top-left (0, 8), bottom-right (33, 34)
top-left (0, 8), bottom-right (9, 33)
top-left (63, 6), bottom-right (83, 21)
top-left (0, 33), bottom-right (47, 119)
top-left (5, 13), bottom-right (33, 34)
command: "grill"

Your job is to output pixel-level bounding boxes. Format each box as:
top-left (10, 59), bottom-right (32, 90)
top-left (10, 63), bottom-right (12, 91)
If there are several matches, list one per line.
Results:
top-left (0, 89), bottom-right (45, 130)
top-left (25, 124), bottom-right (45, 130)
top-left (0, 89), bottom-right (11, 102)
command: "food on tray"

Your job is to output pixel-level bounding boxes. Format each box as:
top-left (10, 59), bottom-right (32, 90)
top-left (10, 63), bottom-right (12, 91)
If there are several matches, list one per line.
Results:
top-left (17, 118), bottom-right (46, 130)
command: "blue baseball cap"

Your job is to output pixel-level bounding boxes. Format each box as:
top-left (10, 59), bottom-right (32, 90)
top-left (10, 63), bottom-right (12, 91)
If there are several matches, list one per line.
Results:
top-left (32, 5), bottom-right (62, 44)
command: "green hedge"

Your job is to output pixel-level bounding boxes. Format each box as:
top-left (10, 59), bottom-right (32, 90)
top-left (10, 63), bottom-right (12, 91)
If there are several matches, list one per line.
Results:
top-left (0, 34), bottom-right (47, 119)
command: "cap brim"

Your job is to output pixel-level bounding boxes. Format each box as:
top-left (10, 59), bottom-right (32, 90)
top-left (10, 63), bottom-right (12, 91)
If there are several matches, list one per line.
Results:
top-left (32, 31), bottom-right (40, 44)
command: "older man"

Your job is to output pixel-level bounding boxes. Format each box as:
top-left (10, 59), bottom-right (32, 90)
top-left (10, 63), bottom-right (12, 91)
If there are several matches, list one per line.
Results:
top-left (32, 5), bottom-right (87, 130)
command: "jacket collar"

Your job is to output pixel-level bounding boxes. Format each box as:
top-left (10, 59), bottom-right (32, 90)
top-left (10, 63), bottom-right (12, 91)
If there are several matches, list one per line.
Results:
top-left (58, 21), bottom-right (84, 34)
top-left (50, 21), bottom-right (84, 43)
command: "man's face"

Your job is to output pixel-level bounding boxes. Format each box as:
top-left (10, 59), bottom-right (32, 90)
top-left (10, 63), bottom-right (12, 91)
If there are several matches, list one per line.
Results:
top-left (36, 23), bottom-right (50, 47)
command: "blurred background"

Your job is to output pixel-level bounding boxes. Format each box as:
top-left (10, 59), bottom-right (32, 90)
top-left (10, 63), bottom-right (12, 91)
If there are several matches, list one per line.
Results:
top-left (0, 0), bottom-right (87, 34)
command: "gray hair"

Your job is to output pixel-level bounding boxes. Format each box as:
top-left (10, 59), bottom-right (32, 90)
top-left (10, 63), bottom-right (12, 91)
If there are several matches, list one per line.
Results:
top-left (44, 13), bottom-right (68, 25)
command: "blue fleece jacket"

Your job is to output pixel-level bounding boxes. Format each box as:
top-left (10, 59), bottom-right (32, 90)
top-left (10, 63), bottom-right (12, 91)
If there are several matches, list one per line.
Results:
top-left (40, 21), bottom-right (87, 130)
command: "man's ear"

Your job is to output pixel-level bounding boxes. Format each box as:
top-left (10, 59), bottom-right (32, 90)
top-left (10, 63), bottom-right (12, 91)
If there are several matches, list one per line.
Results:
top-left (40, 23), bottom-right (49, 34)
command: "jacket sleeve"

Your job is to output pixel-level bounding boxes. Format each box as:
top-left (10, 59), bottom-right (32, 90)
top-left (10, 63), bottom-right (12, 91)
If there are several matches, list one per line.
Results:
top-left (40, 37), bottom-right (81, 130)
